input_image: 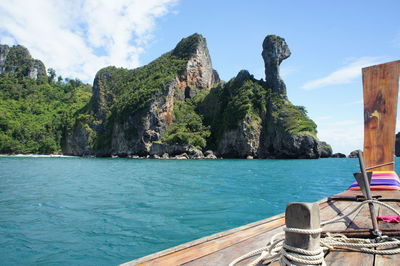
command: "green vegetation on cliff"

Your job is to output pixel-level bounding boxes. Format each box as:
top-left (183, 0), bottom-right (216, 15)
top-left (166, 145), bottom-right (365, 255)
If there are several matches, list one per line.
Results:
top-left (0, 34), bottom-right (323, 157)
top-left (2, 45), bottom-right (46, 79)
top-left (197, 73), bottom-right (265, 147)
top-left (4, 46), bottom-right (33, 77)
top-left (93, 35), bottom-right (206, 123)
top-left (74, 51), bottom-right (189, 153)
top-left (219, 77), bottom-right (267, 130)
top-left (162, 98), bottom-right (210, 149)
top-left (0, 73), bottom-right (91, 153)
top-left (269, 93), bottom-right (317, 137)
top-left (70, 34), bottom-right (206, 154)
top-left (195, 71), bottom-right (317, 150)
top-left (171, 33), bottom-right (204, 59)
top-left (111, 53), bottom-right (187, 119)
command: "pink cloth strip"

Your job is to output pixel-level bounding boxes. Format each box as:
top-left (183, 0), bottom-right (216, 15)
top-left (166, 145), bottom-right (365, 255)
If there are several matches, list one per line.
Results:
top-left (377, 215), bottom-right (400, 223)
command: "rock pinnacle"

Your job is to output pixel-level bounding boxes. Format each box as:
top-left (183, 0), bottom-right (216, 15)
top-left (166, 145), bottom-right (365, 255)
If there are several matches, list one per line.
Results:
top-left (262, 35), bottom-right (291, 96)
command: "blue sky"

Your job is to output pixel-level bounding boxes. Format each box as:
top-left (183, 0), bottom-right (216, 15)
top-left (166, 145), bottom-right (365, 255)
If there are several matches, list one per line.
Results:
top-left (0, 0), bottom-right (399, 154)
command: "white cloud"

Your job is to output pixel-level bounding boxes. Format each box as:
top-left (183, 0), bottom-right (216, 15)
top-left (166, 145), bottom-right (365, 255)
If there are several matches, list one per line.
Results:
top-left (320, 117), bottom-right (400, 154)
top-left (301, 57), bottom-right (384, 90)
top-left (318, 122), bottom-right (363, 155)
top-left (0, 0), bottom-right (178, 82)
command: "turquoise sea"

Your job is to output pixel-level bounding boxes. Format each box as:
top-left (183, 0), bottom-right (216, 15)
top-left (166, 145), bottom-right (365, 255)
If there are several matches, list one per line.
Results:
top-left (1, 157), bottom-right (395, 265)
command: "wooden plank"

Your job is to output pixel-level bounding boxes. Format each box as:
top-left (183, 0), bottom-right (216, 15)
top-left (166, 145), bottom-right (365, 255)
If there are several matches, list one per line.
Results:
top-left (363, 60), bottom-right (400, 171)
top-left (184, 226), bottom-right (284, 266)
top-left (378, 202), bottom-right (400, 230)
top-left (187, 200), bottom-right (352, 266)
top-left (123, 215), bottom-right (286, 266)
top-left (346, 204), bottom-right (377, 230)
top-left (321, 200), bottom-right (361, 224)
top-left (374, 202), bottom-right (400, 265)
top-left (322, 201), bottom-right (363, 231)
top-left (324, 200), bottom-right (374, 265)
top-left (325, 191), bottom-right (400, 266)
top-left (326, 250), bottom-right (373, 266)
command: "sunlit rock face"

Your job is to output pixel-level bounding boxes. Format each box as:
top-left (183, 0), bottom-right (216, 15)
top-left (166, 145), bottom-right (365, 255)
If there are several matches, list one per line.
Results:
top-left (64, 33), bottom-right (219, 157)
top-left (63, 33), bottom-right (331, 159)
top-left (262, 35), bottom-right (291, 97)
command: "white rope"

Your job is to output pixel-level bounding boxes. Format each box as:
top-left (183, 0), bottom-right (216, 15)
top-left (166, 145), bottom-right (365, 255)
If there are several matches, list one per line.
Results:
top-left (229, 234), bottom-right (284, 266)
top-left (281, 243), bottom-right (325, 265)
top-left (321, 200), bottom-right (400, 226)
top-left (229, 200), bottom-right (400, 266)
top-left (321, 233), bottom-right (400, 255)
top-left (284, 227), bottom-right (322, 234)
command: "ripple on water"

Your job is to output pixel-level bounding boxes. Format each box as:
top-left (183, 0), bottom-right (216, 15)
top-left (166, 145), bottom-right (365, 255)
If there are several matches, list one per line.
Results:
top-left (0, 157), bottom-right (380, 265)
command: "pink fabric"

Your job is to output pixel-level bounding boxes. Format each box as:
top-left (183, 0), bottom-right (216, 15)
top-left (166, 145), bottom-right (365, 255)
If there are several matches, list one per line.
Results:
top-left (377, 215), bottom-right (400, 223)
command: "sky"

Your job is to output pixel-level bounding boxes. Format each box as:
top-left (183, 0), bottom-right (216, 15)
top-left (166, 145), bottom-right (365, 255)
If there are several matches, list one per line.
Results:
top-left (0, 0), bottom-right (399, 155)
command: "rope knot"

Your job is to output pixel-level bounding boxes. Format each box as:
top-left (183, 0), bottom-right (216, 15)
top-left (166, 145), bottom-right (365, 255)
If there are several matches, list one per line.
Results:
top-left (229, 200), bottom-right (400, 266)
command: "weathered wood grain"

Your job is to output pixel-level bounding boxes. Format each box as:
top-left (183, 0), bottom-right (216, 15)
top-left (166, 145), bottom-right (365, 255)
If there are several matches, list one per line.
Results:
top-left (363, 60), bottom-right (400, 171)
top-left (184, 226), bottom-right (284, 266)
top-left (285, 203), bottom-right (320, 252)
top-left (346, 204), bottom-right (376, 230)
top-left (326, 250), bottom-right (374, 266)
top-left (322, 201), bottom-right (363, 231)
top-left (374, 202), bottom-right (400, 265)
top-left (324, 200), bottom-right (374, 265)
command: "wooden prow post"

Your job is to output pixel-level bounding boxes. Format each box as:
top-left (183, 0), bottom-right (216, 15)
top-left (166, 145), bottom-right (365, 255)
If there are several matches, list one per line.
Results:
top-left (285, 202), bottom-right (321, 266)
top-left (363, 60), bottom-right (400, 171)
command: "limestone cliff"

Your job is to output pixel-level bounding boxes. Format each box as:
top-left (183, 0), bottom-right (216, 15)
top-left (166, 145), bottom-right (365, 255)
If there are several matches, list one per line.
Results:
top-left (200, 35), bottom-right (331, 158)
top-left (262, 35), bottom-right (290, 96)
top-left (64, 33), bottom-right (331, 158)
top-left (0, 44), bottom-right (46, 79)
top-left (259, 35), bottom-right (331, 158)
top-left (211, 70), bottom-right (264, 158)
top-left (64, 33), bottom-right (218, 156)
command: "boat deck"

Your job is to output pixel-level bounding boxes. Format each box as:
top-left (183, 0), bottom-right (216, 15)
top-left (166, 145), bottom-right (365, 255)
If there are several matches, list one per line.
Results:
top-left (122, 190), bottom-right (400, 265)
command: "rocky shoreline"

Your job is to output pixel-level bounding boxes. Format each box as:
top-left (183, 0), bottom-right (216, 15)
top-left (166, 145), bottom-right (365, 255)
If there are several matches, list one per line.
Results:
top-left (0, 150), bottom-right (358, 159)
top-left (0, 154), bottom-right (77, 158)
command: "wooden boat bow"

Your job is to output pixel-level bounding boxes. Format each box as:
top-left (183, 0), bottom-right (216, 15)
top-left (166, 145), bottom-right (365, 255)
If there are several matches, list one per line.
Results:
top-left (122, 61), bottom-right (400, 265)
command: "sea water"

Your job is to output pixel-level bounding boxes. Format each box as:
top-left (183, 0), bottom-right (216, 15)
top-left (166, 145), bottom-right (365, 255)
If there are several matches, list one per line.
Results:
top-left (1, 157), bottom-right (395, 265)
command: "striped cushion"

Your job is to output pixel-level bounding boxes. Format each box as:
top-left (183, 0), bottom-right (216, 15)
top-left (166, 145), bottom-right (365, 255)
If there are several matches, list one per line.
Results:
top-left (348, 171), bottom-right (400, 191)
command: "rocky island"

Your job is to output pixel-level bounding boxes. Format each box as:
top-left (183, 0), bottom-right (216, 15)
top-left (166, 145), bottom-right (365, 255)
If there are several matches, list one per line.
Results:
top-left (0, 34), bottom-right (332, 159)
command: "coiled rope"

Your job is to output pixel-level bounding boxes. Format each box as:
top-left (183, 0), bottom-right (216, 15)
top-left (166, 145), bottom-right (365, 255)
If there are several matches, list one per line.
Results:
top-left (229, 200), bottom-right (400, 266)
